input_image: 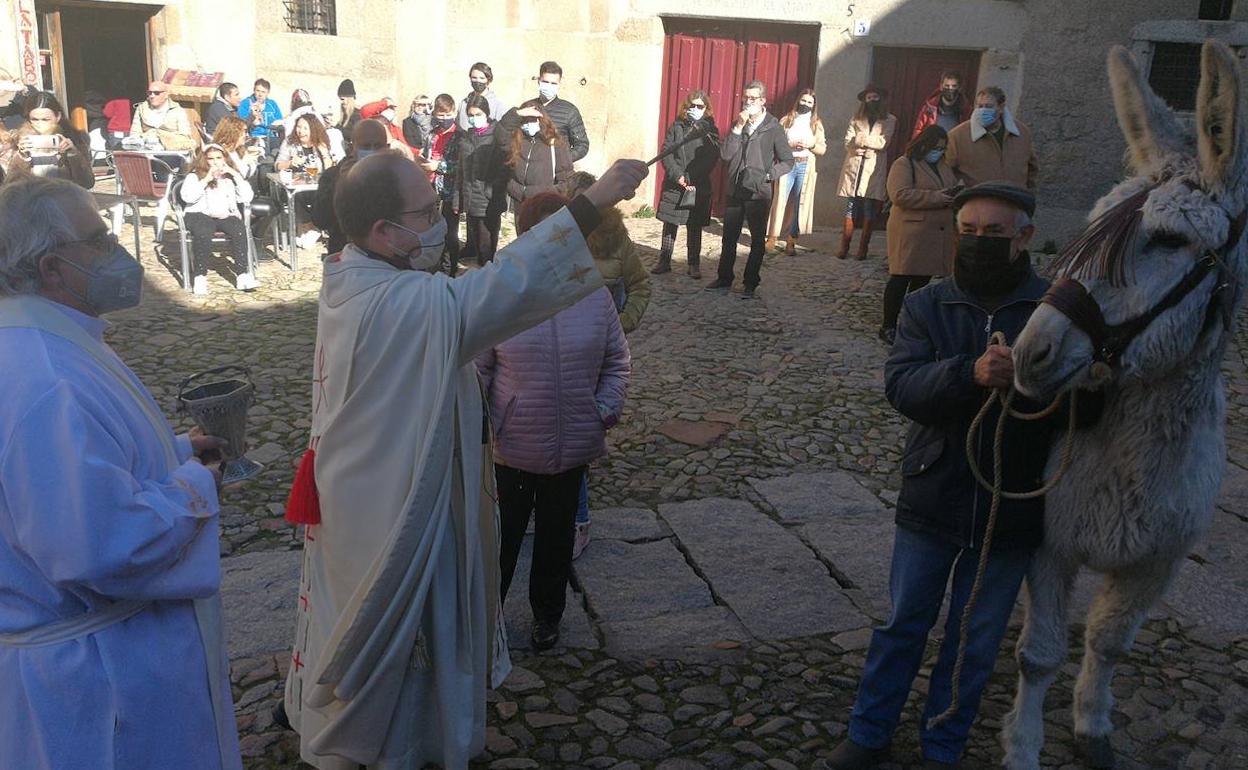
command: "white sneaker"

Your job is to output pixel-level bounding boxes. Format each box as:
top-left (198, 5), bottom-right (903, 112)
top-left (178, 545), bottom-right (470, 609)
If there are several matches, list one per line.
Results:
top-left (572, 521), bottom-right (591, 561)
top-left (192, 275), bottom-right (208, 296)
top-left (297, 230), bottom-right (322, 249)
top-left (235, 272), bottom-right (260, 291)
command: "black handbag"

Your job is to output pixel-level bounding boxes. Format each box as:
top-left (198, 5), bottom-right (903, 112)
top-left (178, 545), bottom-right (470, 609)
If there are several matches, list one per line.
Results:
top-left (676, 186), bottom-right (698, 209)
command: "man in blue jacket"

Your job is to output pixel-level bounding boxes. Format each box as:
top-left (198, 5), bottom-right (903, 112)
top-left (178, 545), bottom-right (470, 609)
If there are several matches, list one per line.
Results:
top-left (822, 183), bottom-right (1057, 770)
top-left (237, 78), bottom-right (282, 148)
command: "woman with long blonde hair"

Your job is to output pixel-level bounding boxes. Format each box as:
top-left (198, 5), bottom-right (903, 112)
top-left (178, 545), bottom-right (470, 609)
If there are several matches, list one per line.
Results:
top-left (767, 87), bottom-right (826, 255)
top-left (179, 143), bottom-right (256, 294)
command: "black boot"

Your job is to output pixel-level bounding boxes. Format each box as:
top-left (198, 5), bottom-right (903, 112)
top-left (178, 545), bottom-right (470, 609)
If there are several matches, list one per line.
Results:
top-left (816, 738), bottom-right (890, 770)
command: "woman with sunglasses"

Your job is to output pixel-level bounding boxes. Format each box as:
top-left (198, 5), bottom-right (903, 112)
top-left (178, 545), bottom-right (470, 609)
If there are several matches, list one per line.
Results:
top-left (653, 90), bottom-right (719, 278)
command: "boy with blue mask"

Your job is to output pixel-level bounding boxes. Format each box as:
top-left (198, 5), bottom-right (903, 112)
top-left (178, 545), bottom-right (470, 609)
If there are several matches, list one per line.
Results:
top-left (499, 60), bottom-right (590, 162)
top-left (944, 85), bottom-right (1039, 191)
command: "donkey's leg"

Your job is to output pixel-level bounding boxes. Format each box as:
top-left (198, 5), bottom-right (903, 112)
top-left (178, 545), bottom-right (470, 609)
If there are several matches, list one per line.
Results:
top-left (1001, 545), bottom-right (1076, 770)
top-left (1072, 558), bottom-right (1180, 767)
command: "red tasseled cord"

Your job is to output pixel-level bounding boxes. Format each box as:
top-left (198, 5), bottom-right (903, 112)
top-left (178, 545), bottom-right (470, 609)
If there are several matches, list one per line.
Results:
top-left (285, 448), bottom-right (322, 525)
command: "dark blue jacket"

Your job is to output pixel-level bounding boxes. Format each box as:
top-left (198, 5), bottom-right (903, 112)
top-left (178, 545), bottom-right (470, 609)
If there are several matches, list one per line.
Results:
top-left (885, 265), bottom-right (1056, 551)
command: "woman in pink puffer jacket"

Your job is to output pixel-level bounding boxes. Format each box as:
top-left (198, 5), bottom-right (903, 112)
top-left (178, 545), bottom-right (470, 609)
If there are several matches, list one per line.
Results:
top-left (476, 192), bottom-right (631, 651)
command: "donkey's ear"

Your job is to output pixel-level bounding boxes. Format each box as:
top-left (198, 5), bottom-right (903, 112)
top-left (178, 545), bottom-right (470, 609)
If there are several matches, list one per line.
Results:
top-left (1108, 45), bottom-right (1186, 174)
top-left (1196, 39), bottom-right (1246, 192)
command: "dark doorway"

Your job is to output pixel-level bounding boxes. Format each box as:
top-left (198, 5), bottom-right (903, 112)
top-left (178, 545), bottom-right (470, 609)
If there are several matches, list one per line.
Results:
top-left (657, 18), bottom-right (819, 216)
top-left (872, 46), bottom-right (982, 169)
top-left (36, 2), bottom-right (155, 129)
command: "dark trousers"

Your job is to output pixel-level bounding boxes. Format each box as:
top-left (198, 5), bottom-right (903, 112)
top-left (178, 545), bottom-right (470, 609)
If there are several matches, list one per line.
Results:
top-left (660, 222), bottom-right (702, 265)
top-left (184, 213), bottom-right (248, 278)
top-left (497, 464), bottom-right (586, 624)
top-left (882, 274), bottom-right (932, 330)
top-left (718, 196), bottom-right (770, 288)
top-left (466, 212), bottom-right (501, 266)
top-left (440, 201), bottom-right (461, 276)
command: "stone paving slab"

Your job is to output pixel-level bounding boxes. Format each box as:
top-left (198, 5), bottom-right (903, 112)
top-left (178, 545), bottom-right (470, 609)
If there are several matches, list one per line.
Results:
top-left (504, 535), bottom-right (597, 651)
top-left (220, 550), bottom-right (301, 660)
top-left (589, 506), bottom-right (671, 542)
top-left (658, 498), bottom-right (869, 639)
top-left (748, 470), bottom-right (886, 522)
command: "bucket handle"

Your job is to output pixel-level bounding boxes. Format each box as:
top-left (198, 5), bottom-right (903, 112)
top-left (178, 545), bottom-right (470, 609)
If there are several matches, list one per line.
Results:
top-left (177, 364), bottom-right (253, 402)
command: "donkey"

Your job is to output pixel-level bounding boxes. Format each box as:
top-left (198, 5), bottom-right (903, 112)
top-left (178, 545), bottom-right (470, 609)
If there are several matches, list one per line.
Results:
top-left (1001, 41), bottom-right (1247, 770)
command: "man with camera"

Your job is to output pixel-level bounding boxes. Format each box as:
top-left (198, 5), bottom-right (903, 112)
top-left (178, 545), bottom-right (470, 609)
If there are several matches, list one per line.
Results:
top-left (705, 79), bottom-right (794, 299)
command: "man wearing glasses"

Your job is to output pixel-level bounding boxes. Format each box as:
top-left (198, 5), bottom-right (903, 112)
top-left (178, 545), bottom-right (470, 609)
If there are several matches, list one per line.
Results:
top-left (0, 176), bottom-right (241, 768)
top-left (129, 80), bottom-right (197, 151)
top-left (706, 80), bottom-right (794, 298)
top-left (279, 151), bottom-right (647, 769)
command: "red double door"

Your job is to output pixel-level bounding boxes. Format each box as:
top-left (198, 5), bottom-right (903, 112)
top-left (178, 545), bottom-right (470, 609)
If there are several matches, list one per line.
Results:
top-left (657, 19), bottom-right (819, 216)
top-left (871, 46), bottom-right (983, 171)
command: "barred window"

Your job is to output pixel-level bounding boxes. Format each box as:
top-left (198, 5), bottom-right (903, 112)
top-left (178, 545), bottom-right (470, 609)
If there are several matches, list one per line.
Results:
top-left (1148, 42), bottom-right (1201, 112)
top-left (284, 0), bottom-right (336, 35)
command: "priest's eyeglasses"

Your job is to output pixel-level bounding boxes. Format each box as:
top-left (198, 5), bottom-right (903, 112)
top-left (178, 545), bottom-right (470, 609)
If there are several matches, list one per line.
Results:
top-left (395, 205), bottom-right (441, 230)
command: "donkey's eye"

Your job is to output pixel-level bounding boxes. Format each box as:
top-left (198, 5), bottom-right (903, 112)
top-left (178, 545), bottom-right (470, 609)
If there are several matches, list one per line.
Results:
top-left (1147, 231), bottom-right (1189, 250)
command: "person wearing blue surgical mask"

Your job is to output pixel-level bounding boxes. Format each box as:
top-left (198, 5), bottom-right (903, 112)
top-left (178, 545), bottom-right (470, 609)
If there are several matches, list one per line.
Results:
top-left (498, 60), bottom-right (589, 163)
top-left (878, 125), bottom-right (959, 346)
top-left (0, 174), bottom-right (241, 770)
top-left (456, 95), bottom-right (509, 267)
top-left (944, 85), bottom-right (1038, 191)
top-left (503, 99), bottom-right (573, 220)
top-left (653, 89), bottom-right (720, 279)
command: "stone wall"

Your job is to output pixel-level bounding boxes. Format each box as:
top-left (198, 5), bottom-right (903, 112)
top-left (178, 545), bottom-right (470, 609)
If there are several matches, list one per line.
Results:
top-left (1018, 0), bottom-right (1248, 245)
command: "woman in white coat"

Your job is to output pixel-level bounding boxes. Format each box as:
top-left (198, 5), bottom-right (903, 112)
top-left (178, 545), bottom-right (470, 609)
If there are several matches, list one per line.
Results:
top-left (835, 84), bottom-right (896, 260)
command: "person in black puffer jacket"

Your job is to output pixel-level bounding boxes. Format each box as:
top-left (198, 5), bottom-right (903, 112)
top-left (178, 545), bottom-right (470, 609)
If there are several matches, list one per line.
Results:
top-left (502, 99), bottom-right (573, 215)
top-left (456, 94), bottom-right (509, 266)
top-left (823, 183), bottom-right (1092, 770)
top-left (653, 89), bottom-right (720, 279)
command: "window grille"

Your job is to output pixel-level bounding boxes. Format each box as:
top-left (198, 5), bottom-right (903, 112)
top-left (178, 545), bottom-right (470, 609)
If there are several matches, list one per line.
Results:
top-left (1198, 0), bottom-right (1234, 21)
top-left (284, 0), bottom-right (336, 35)
top-left (1148, 42), bottom-right (1202, 112)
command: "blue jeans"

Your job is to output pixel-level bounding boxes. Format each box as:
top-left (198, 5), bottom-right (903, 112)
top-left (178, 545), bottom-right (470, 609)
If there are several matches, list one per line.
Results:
top-left (777, 160), bottom-right (808, 237)
top-left (848, 526), bottom-right (1032, 763)
top-left (575, 469), bottom-right (589, 525)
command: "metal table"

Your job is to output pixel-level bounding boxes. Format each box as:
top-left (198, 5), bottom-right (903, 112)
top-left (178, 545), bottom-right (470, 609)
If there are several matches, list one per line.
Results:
top-left (91, 191), bottom-right (143, 260)
top-left (266, 172), bottom-right (319, 272)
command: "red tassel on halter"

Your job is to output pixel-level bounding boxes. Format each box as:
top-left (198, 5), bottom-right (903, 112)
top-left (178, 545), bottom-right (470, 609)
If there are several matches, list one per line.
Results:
top-left (285, 448), bottom-right (322, 525)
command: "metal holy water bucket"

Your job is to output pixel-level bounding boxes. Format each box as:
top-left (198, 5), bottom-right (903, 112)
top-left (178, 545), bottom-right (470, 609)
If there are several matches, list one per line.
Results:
top-left (177, 365), bottom-right (264, 485)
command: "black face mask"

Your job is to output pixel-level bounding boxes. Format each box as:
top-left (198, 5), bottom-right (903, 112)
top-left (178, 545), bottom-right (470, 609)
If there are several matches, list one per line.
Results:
top-left (795, 104), bottom-right (812, 114)
top-left (954, 234), bottom-right (1029, 298)
top-left (941, 88), bottom-right (960, 102)
top-left (470, 81), bottom-right (488, 94)
top-left (865, 101), bottom-right (885, 118)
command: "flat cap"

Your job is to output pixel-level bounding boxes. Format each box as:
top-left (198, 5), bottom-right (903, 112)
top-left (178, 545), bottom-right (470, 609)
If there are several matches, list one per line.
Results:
top-left (954, 181), bottom-right (1036, 217)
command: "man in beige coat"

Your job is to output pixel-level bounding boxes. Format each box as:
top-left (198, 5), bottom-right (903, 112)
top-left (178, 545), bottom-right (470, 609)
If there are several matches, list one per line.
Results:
top-left (129, 80), bottom-right (198, 152)
top-left (835, 85), bottom-right (896, 260)
top-left (944, 86), bottom-right (1038, 190)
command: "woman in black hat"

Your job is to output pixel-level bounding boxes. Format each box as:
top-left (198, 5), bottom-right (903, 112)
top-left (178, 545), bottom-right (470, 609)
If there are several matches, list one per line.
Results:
top-left (834, 84), bottom-right (896, 260)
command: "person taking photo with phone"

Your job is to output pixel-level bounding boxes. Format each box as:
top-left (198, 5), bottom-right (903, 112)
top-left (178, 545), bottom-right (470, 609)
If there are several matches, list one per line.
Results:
top-left (1, 91), bottom-right (93, 189)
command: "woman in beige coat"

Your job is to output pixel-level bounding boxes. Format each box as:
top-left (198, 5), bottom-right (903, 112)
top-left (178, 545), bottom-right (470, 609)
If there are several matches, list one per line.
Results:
top-left (835, 85), bottom-right (896, 260)
top-left (878, 126), bottom-right (959, 344)
top-left (766, 88), bottom-right (827, 255)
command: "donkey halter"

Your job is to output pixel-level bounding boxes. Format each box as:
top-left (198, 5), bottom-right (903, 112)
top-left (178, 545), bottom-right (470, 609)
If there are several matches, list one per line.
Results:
top-left (1041, 196), bottom-right (1246, 369)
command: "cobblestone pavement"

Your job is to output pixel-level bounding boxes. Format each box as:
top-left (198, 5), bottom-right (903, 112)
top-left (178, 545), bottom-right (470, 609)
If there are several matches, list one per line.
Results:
top-left (101, 210), bottom-right (1248, 769)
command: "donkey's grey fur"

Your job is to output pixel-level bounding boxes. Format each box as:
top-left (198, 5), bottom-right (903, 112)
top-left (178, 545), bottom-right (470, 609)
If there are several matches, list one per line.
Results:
top-left (1003, 42), bottom-right (1248, 770)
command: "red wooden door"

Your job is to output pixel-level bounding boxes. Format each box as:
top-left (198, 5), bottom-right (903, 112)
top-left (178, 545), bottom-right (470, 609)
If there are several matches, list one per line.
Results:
top-left (657, 20), bottom-right (818, 216)
top-left (871, 46), bottom-right (982, 170)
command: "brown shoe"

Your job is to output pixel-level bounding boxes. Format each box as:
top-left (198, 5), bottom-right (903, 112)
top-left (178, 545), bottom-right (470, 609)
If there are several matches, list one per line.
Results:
top-left (784, 235), bottom-right (796, 256)
top-left (765, 236), bottom-right (777, 252)
top-left (688, 264), bottom-right (701, 279)
top-left (650, 258), bottom-right (671, 275)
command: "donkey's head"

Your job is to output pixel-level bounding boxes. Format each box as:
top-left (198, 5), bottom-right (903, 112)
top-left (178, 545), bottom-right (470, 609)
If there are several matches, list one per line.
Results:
top-left (1015, 41), bottom-right (1248, 400)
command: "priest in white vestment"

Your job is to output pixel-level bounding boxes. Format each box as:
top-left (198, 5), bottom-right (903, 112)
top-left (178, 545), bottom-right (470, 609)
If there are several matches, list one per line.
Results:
top-left (281, 152), bottom-right (648, 769)
top-left (0, 177), bottom-right (241, 769)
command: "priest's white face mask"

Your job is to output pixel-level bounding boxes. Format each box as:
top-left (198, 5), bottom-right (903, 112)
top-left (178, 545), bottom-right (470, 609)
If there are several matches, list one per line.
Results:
top-left (384, 216), bottom-right (446, 272)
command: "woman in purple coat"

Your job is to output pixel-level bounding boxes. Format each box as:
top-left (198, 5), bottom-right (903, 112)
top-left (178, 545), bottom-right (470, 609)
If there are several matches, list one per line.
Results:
top-left (476, 192), bottom-right (631, 651)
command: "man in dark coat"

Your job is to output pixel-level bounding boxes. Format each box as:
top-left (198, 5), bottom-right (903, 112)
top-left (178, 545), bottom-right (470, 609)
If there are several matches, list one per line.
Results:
top-left (705, 80), bottom-right (793, 298)
top-left (204, 82), bottom-right (241, 136)
top-left (822, 183), bottom-right (1060, 770)
top-left (500, 61), bottom-right (589, 163)
top-left (909, 70), bottom-right (968, 140)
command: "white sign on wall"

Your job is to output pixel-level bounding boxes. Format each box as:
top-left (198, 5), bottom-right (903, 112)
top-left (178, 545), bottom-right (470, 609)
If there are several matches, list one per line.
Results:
top-left (852, 19), bottom-right (871, 37)
top-left (15, 0), bottom-right (41, 87)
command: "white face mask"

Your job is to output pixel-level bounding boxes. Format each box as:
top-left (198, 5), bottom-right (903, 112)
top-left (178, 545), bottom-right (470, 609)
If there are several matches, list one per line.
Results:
top-left (381, 108), bottom-right (397, 123)
top-left (521, 122), bottom-right (540, 137)
top-left (686, 107), bottom-right (705, 122)
top-left (386, 217), bottom-right (447, 271)
top-left (468, 114), bottom-right (488, 129)
top-left (538, 82), bottom-right (559, 101)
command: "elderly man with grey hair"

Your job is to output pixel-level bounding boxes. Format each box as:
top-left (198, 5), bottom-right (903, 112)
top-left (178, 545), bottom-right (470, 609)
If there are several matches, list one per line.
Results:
top-left (0, 176), bottom-right (242, 769)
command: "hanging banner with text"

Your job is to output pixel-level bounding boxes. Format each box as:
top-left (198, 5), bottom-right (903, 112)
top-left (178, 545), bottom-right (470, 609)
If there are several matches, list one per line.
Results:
top-left (15, 0), bottom-right (42, 88)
